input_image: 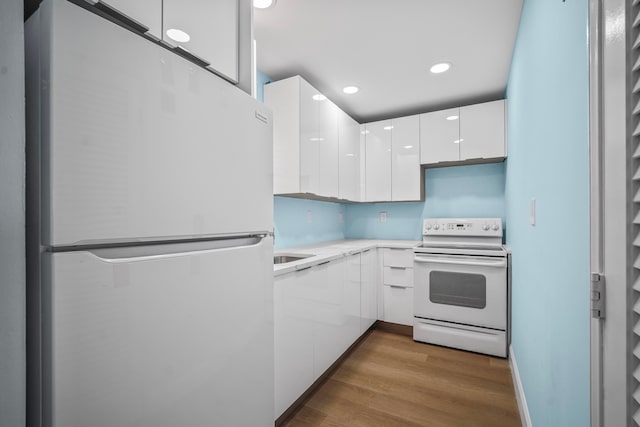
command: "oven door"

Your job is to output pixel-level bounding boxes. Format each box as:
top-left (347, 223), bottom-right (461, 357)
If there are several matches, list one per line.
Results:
top-left (414, 253), bottom-right (507, 330)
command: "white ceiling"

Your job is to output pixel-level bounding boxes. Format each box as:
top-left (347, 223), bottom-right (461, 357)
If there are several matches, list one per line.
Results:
top-left (254, 0), bottom-right (523, 123)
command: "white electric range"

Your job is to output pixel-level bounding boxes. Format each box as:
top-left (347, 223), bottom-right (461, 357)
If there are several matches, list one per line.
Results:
top-left (413, 218), bottom-right (509, 357)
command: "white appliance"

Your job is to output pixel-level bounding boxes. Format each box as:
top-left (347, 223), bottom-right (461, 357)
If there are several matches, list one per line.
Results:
top-left (25, 1), bottom-right (274, 426)
top-left (413, 218), bottom-right (508, 357)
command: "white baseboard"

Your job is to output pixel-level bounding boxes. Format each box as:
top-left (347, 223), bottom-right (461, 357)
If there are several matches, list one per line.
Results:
top-left (509, 345), bottom-right (532, 427)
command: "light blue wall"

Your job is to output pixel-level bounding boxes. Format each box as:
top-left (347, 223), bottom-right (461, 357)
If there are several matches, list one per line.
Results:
top-left (274, 196), bottom-right (345, 250)
top-left (505, 0), bottom-right (590, 425)
top-left (345, 163), bottom-right (506, 240)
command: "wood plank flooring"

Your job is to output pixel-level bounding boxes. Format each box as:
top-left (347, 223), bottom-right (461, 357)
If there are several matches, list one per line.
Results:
top-left (281, 328), bottom-right (521, 427)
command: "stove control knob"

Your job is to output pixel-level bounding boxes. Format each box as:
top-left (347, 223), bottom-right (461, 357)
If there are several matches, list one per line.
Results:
top-left (434, 224), bottom-right (440, 230)
top-left (491, 224), bottom-right (500, 231)
top-left (425, 224), bottom-right (432, 230)
top-left (482, 224), bottom-right (489, 231)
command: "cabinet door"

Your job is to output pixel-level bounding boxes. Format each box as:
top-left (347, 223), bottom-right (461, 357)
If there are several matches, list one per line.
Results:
top-left (94, 0), bottom-right (162, 39)
top-left (360, 249), bottom-right (378, 333)
top-left (383, 285), bottom-right (414, 326)
top-left (338, 110), bottom-right (361, 201)
top-left (391, 115), bottom-right (421, 201)
top-left (317, 100), bottom-right (339, 197)
top-left (459, 100), bottom-right (506, 160)
top-left (312, 259), bottom-right (346, 380)
top-left (274, 270), bottom-right (315, 419)
top-left (419, 108), bottom-right (460, 164)
top-left (344, 254), bottom-right (362, 345)
top-left (299, 79), bottom-right (321, 194)
top-left (364, 120), bottom-right (392, 201)
top-left (162, 0), bottom-right (239, 81)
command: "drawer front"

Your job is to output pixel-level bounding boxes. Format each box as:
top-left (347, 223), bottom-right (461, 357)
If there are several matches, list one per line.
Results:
top-left (383, 248), bottom-right (414, 267)
top-left (383, 285), bottom-right (414, 326)
top-left (383, 266), bottom-right (414, 287)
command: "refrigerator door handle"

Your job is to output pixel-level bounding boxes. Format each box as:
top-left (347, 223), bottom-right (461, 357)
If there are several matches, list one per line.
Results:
top-left (86, 235), bottom-right (268, 263)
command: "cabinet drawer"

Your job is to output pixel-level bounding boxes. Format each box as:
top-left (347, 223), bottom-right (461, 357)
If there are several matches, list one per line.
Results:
top-left (383, 266), bottom-right (414, 287)
top-left (383, 285), bottom-right (414, 326)
top-left (383, 248), bottom-right (414, 267)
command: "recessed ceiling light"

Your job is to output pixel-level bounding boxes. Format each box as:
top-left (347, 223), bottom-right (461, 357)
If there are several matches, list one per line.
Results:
top-left (166, 28), bottom-right (190, 43)
top-left (404, 145), bottom-right (413, 149)
top-left (446, 115), bottom-right (459, 121)
top-left (312, 94), bottom-right (327, 101)
top-left (430, 62), bottom-right (451, 74)
top-left (253, 0), bottom-right (276, 8)
top-left (383, 125), bottom-right (394, 131)
top-left (453, 139), bottom-right (464, 144)
top-left (309, 137), bottom-right (324, 142)
top-left (343, 86), bottom-right (359, 94)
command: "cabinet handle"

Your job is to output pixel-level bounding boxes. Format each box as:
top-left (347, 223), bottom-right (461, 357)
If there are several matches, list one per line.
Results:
top-left (317, 261), bottom-right (331, 266)
top-left (93, 1), bottom-right (150, 34)
top-left (173, 46), bottom-right (211, 68)
top-left (389, 284), bottom-right (411, 289)
top-left (295, 266), bottom-right (312, 272)
top-left (362, 249), bottom-right (371, 253)
top-left (389, 266), bottom-right (407, 270)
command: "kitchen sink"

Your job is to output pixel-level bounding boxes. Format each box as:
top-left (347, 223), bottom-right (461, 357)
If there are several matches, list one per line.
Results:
top-left (273, 254), bottom-right (313, 264)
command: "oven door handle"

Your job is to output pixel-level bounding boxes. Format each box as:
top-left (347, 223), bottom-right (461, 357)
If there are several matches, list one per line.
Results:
top-left (414, 255), bottom-right (507, 268)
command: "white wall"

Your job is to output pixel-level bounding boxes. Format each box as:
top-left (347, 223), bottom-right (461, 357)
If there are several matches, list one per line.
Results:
top-left (0, 0), bottom-right (26, 425)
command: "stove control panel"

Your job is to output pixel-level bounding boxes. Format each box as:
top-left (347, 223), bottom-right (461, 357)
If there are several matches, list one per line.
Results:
top-left (423, 218), bottom-right (503, 237)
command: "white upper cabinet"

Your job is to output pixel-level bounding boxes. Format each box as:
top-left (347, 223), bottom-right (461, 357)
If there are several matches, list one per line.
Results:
top-left (92, 0), bottom-right (162, 40)
top-left (420, 108), bottom-right (460, 164)
top-left (459, 100), bottom-right (506, 161)
top-left (266, 76), bottom-right (342, 199)
top-left (317, 99), bottom-right (339, 197)
top-left (391, 115), bottom-right (421, 201)
top-left (338, 110), bottom-right (361, 201)
top-left (162, 0), bottom-right (239, 82)
top-left (364, 120), bottom-right (392, 202)
top-left (420, 100), bottom-right (506, 166)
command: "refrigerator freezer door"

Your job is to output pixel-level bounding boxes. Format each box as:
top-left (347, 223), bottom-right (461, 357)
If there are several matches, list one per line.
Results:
top-left (42, 237), bottom-right (274, 427)
top-left (37, 1), bottom-right (273, 246)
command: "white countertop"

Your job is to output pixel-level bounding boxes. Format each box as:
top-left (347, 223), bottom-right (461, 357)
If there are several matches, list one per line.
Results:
top-left (273, 239), bottom-right (421, 276)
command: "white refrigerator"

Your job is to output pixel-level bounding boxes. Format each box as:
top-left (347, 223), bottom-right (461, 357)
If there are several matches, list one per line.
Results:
top-left (25, 1), bottom-right (274, 426)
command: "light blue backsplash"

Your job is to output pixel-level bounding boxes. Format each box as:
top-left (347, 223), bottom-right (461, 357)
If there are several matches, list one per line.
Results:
top-left (505, 0), bottom-right (590, 426)
top-left (256, 70), bottom-right (271, 103)
top-left (273, 197), bottom-right (346, 250)
top-left (345, 163), bottom-right (506, 240)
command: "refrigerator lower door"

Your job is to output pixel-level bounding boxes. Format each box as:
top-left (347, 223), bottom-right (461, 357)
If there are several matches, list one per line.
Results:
top-left (41, 237), bottom-right (273, 427)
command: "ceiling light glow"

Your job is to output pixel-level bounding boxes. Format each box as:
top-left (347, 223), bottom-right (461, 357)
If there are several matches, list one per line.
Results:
top-left (383, 125), bottom-right (394, 131)
top-left (430, 62), bottom-right (451, 74)
top-left (453, 139), bottom-right (464, 144)
top-left (446, 115), bottom-right (459, 121)
top-left (312, 94), bottom-right (327, 101)
top-left (166, 28), bottom-right (190, 43)
top-left (253, 0), bottom-right (276, 8)
top-left (309, 137), bottom-right (325, 142)
top-left (361, 130), bottom-right (370, 135)
top-left (343, 86), bottom-right (359, 94)
top-left (404, 145), bottom-right (413, 149)
top-left (346, 153), bottom-right (355, 157)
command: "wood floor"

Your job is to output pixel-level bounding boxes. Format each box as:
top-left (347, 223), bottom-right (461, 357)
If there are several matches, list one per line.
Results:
top-left (281, 328), bottom-right (521, 427)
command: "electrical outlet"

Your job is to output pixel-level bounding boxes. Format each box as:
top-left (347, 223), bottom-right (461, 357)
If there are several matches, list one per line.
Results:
top-left (307, 210), bottom-right (313, 224)
top-left (379, 211), bottom-right (387, 223)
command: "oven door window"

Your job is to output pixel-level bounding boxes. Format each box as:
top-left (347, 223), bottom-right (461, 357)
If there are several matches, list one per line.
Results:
top-left (429, 271), bottom-right (487, 309)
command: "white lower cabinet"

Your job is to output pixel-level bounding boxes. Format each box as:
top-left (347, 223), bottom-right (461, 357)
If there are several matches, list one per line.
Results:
top-left (312, 259), bottom-right (347, 379)
top-left (383, 285), bottom-right (414, 326)
top-left (360, 249), bottom-right (378, 333)
top-left (382, 248), bottom-right (415, 326)
top-left (274, 268), bottom-right (315, 419)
